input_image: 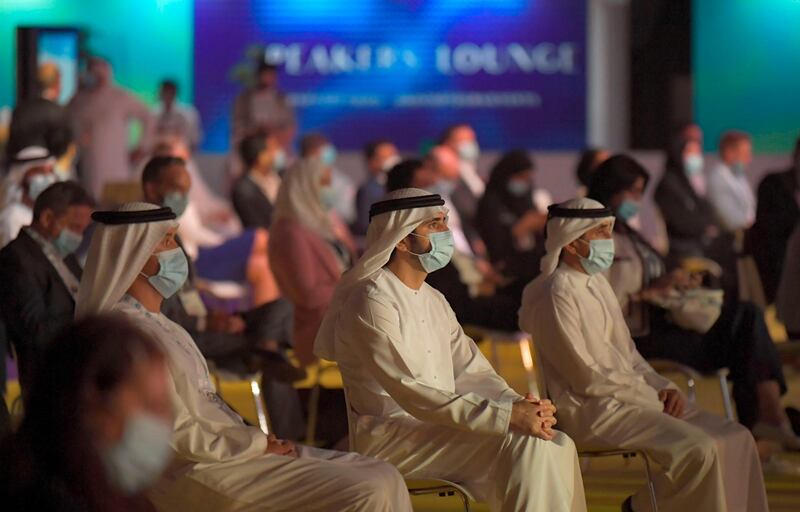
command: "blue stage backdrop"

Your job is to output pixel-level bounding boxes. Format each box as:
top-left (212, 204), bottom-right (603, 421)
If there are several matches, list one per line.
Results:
top-left (194, 0), bottom-right (586, 152)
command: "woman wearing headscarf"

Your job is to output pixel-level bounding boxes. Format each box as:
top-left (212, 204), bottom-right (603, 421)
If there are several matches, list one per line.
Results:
top-left (588, 155), bottom-right (796, 450)
top-left (75, 202), bottom-right (411, 512)
top-left (654, 134), bottom-right (719, 268)
top-left (518, 197), bottom-right (768, 512)
top-left (269, 157), bottom-right (354, 366)
top-left (476, 150), bottom-right (548, 289)
top-left (0, 314), bottom-right (172, 512)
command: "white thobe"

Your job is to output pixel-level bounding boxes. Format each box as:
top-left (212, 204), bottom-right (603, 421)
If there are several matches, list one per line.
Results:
top-left (333, 268), bottom-right (586, 512)
top-left (113, 295), bottom-right (411, 512)
top-left (153, 102), bottom-right (203, 149)
top-left (519, 265), bottom-right (768, 512)
top-left (0, 202), bottom-right (32, 249)
top-left (68, 85), bottom-right (155, 199)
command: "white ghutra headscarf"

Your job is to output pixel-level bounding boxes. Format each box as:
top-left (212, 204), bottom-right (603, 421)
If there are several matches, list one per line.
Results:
top-left (314, 188), bottom-right (448, 360)
top-left (76, 202), bottom-right (177, 318)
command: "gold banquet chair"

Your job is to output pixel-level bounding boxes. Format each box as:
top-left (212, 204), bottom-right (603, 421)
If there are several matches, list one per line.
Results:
top-left (341, 388), bottom-right (476, 511)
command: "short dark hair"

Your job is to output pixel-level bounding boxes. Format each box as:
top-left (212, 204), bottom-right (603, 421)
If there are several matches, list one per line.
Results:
top-left (364, 139), bottom-right (393, 161)
top-left (386, 159), bottom-right (424, 192)
top-left (300, 132), bottom-right (328, 157)
top-left (438, 123), bottom-right (470, 144)
top-left (239, 133), bottom-right (268, 170)
top-left (719, 130), bottom-right (751, 152)
top-left (32, 181), bottom-right (94, 222)
top-left (160, 79), bottom-right (178, 93)
top-left (587, 154), bottom-right (650, 207)
top-left (141, 156), bottom-right (186, 187)
top-left (45, 124), bottom-right (74, 159)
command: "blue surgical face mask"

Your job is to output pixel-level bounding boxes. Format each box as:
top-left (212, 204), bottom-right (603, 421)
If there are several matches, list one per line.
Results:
top-left (101, 411), bottom-right (173, 495)
top-left (457, 141), bottom-right (480, 162)
top-left (576, 238), bottom-right (615, 275)
top-left (53, 228), bottom-right (83, 257)
top-left (507, 180), bottom-right (531, 197)
top-left (321, 145), bottom-right (337, 166)
top-left (683, 154), bottom-right (704, 176)
top-left (407, 230), bottom-right (455, 273)
top-left (163, 192), bottom-right (188, 218)
top-left (319, 186), bottom-right (337, 210)
top-left (141, 247), bottom-right (189, 299)
top-left (616, 200), bottom-right (640, 221)
top-left (28, 173), bottom-right (57, 201)
top-left (272, 149), bottom-right (287, 171)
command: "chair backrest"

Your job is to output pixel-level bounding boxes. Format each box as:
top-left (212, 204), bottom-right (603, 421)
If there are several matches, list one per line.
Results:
top-left (523, 336), bottom-right (550, 400)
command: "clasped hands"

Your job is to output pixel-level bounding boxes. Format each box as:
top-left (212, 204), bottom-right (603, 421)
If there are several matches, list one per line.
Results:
top-left (510, 392), bottom-right (558, 441)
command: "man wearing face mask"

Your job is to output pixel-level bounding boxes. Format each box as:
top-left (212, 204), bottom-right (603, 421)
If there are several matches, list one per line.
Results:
top-left (519, 198), bottom-right (768, 512)
top-left (76, 202), bottom-right (412, 512)
top-left (751, 136), bottom-right (800, 304)
top-left (353, 139), bottom-right (400, 237)
top-left (317, 188), bottom-right (587, 512)
top-left (707, 130), bottom-right (756, 234)
top-left (0, 180), bottom-right (94, 393)
top-left (0, 146), bottom-right (58, 248)
top-left (232, 131), bottom-right (286, 229)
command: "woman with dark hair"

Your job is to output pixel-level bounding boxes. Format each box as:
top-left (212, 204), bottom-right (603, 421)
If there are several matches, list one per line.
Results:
top-left (588, 155), bottom-right (797, 451)
top-left (655, 135), bottom-right (719, 268)
top-left (476, 150), bottom-right (548, 287)
top-left (0, 314), bottom-right (172, 511)
top-left (574, 148), bottom-right (609, 195)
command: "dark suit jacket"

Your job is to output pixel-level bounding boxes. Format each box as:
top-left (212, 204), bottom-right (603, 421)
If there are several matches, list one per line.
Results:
top-left (450, 177), bottom-right (482, 246)
top-left (0, 230), bottom-right (81, 390)
top-left (232, 175), bottom-right (274, 229)
top-left (751, 168), bottom-right (800, 302)
top-left (654, 167), bottom-right (718, 268)
top-left (5, 97), bottom-right (66, 161)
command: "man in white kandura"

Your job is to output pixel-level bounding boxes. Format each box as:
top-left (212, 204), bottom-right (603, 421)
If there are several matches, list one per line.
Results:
top-left (75, 202), bottom-right (412, 512)
top-left (316, 188), bottom-right (587, 512)
top-left (518, 198), bottom-right (768, 512)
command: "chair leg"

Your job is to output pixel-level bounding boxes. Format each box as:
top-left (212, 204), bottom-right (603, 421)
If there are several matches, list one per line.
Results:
top-left (716, 370), bottom-right (735, 421)
top-left (305, 382), bottom-right (320, 445)
top-left (640, 451), bottom-right (659, 512)
top-left (249, 378), bottom-right (270, 435)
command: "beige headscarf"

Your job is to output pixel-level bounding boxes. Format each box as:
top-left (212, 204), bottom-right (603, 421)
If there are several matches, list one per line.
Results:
top-left (538, 197), bottom-right (615, 277)
top-left (314, 188), bottom-right (449, 360)
top-left (1, 146), bottom-right (55, 209)
top-left (76, 202), bottom-right (177, 318)
top-left (272, 157), bottom-right (336, 240)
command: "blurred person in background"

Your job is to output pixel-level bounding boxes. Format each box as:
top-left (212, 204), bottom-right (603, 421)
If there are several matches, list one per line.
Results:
top-left (153, 80), bottom-right (202, 151)
top-left (269, 158), bottom-right (354, 366)
top-left (0, 314), bottom-right (173, 512)
top-left (0, 181), bottom-right (93, 394)
top-left (589, 155), bottom-right (797, 454)
top-left (300, 132), bottom-right (358, 229)
top-left (352, 139), bottom-right (399, 237)
top-left (574, 148), bottom-right (609, 197)
top-left (0, 146), bottom-right (57, 248)
top-left (231, 61), bottom-right (296, 162)
top-left (232, 131), bottom-right (285, 230)
top-left (477, 150), bottom-right (549, 290)
top-left (46, 124), bottom-right (80, 182)
top-left (5, 61), bottom-right (66, 163)
top-left (68, 56), bottom-right (155, 200)
top-left (751, 136), bottom-right (800, 304)
top-left (655, 133), bottom-right (719, 268)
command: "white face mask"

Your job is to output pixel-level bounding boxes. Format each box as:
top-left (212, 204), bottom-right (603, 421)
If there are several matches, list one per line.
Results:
top-left (101, 411), bottom-right (172, 494)
top-left (381, 155), bottom-right (401, 172)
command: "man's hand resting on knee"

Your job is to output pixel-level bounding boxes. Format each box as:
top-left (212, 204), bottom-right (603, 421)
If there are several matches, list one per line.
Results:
top-left (510, 393), bottom-right (558, 440)
top-left (265, 434), bottom-right (298, 457)
top-left (659, 389), bottom-right (685, 418)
